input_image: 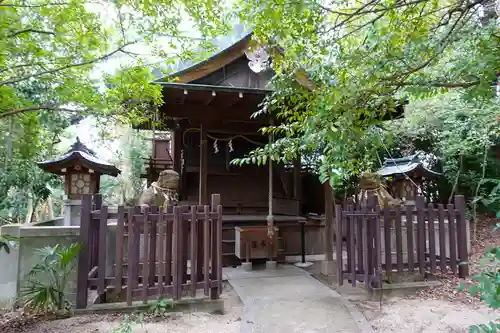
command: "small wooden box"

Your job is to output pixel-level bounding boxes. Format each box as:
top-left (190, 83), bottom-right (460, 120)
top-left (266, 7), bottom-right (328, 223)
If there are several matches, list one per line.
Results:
top-left (234, 226), bottom-right (279, 260)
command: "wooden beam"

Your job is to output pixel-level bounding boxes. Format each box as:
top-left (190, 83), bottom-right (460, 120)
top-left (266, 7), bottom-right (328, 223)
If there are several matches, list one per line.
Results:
top-left (183, 121), bottom-right (263, 134)
top-left (161, 103), bottom-right (265, 124)
top-left (324, 181), bottom-right (334, 262)
top-left (161, 82), bottom-right (271, 95)
top-left (198, 125), bottom-right (208, 205)
top-left (293, 157), bottom-right (301, 200)
top-left (172, 127), bottom-right (182, 174)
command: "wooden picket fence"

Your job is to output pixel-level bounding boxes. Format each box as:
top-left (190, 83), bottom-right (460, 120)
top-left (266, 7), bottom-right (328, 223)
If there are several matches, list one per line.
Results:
top-left (336, 195), bottom-right (469, 288)
top-left (76, 194), bottom-right (223, 309)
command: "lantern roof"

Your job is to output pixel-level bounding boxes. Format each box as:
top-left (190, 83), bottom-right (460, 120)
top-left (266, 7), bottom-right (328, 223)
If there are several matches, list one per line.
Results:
top-left (377, 154), bottom-right (441, 179)
top-left (37, 137), bottom-right (121, 177)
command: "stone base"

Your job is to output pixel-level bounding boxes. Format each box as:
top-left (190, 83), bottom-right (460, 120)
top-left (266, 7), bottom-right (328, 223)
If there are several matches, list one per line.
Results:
top-left (294, 261), bottom-right (314, 268)
top-left (63, 199), bottom-right (82, 226)
top-left (241, 262), bottom-right (252, 271)
top-left (369, 280), bottom-right (442, 301)
top-left (266, 260), bottom-right (277, 270)
top-left (321, 260), bottom-right (335, 276)
top-left (74, 297), bottom-right (225, 315)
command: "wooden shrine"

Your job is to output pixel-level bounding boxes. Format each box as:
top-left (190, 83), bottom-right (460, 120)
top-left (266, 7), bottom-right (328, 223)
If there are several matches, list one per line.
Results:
top-left (137, 31), bottom-right (407, 267)
top-left (377, 154), bottom-right (441, 204)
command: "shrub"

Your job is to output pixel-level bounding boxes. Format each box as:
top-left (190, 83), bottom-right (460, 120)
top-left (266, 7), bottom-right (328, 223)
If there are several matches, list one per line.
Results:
top-left (20, 243), bottom-right (81, 314)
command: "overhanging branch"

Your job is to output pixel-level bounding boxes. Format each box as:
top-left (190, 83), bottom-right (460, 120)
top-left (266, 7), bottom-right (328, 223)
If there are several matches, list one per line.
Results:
top-left (0, 2), bottom-right (70, 7)
top-left (395, 80), bottom-right (480, 88)
top-left (0, 105), bottom-right (79, 119)
top-left (0, 40), bottom-right (140, 86)
top-left (8, 29), bottom-right (56, 37)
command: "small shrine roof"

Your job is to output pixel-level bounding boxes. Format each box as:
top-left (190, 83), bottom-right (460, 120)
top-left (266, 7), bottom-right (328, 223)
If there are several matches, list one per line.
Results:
top-left (377, 154), bottom-right (441, 179)
top-left (37, 137), bottom-right (121, 177)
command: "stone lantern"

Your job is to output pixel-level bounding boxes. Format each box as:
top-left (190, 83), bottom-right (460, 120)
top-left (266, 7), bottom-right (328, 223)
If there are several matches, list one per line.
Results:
top-left (37, 137), bottom-right (121, 225)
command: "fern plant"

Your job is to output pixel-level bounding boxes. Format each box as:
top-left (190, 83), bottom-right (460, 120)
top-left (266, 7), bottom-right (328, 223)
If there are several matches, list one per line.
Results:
top-left (20, 243), bottom-right (81, 314)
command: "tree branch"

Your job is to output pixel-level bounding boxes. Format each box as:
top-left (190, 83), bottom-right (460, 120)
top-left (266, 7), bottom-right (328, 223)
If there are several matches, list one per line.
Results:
top-left (395, 80), bottom-right (480, 88)
top-left (0, 40), bottom-right (139, 86)
top-left (8, 28), bottom-right (56, 38)
top-left (0, 105), bottom-right (79, 119)
top-left (319, 0), bottom-right (429, 17)
top-left (0, 2), bottom-right (70, 8)
top-left (382, 8), bottom-right (471, 82)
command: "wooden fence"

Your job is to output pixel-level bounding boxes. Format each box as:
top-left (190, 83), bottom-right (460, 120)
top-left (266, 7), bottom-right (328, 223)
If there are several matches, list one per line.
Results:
top-left (336, 195), bottom-right (469, 288)
top-left (76, 194), bottom-right (223, 309)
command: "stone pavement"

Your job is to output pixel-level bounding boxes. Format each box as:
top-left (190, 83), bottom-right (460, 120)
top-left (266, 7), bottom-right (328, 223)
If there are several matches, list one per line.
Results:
top-left (224, 264), bottom-right (374, 333)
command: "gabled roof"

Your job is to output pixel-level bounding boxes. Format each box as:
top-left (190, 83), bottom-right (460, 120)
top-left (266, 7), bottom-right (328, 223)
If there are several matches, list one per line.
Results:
top-left (38, 137), bottom-right (121, 177)
top-left (154, 24), bottom-right (252, 83)
top-left (377, 154), bottom-right (441, 179)
top-left (149, 26), bottom-right (408, 127)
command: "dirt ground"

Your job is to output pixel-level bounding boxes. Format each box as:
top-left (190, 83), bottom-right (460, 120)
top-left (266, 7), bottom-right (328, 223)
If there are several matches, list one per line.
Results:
top-left (18, 310), bottom-right (243, 333)
top-left (357, 216), bottom-right (500, 333)
top-left (357, 298), bottom-right (499, 333)
top-left (3, 218), bottom-right (499, 333)
top-left (2, 286), bottom-right (243, 333)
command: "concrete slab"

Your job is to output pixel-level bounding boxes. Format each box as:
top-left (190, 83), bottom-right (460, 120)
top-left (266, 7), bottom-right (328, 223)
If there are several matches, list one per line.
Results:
top-left (226, 264), bottom-right (374, 333)
top-left (224, 264), bottom-right (306, 280)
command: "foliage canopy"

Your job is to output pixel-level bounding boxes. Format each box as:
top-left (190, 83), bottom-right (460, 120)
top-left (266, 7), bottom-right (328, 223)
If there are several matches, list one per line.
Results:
top-left (232, 0), bottom-right (499, 184)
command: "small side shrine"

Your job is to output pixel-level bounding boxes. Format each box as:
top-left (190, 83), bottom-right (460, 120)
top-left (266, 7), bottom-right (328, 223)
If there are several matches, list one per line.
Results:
top-left (37, 137), bottom-right (121, 225)
top-left (377, 154), bottom-right (441, 204)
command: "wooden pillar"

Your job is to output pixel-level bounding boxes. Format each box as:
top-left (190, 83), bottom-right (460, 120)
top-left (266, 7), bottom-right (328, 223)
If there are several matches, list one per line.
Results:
top-left (293, 157), bottom-right (301, 200)
top-left (172, 126), bottom-right (183, 199)
top-left (198, 125), bottom-right (208, 205)
top-left (76, 194), bottom-right (92, 309)
top-left (266, 131), bottom-right (276, 268)
top-left (172, 127), bottom-right (182, 174)
top-left (322, 181), bottom-right (334, 275)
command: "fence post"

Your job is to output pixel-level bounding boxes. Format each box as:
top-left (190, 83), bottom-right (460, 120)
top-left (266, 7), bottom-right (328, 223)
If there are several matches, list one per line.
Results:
top-left (335, 205), bottom-right (343, 286)
top-left (454, 195), bottom-right (469, 278)
top-left (210, 194), bottom-right (222, 299)
top-left (322, 182), bottom-right (334, 276)
top-left (76, 194), bottom-right (92, 309)
top-left (416, 196), bottom-right (426, 275)
top-left (97, 205), bottom-right (108, 297)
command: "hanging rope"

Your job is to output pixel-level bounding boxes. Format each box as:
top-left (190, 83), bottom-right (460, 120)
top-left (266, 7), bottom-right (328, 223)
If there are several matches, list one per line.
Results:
top-left (152, 110), bottom-right (157, 139)
top-left (151, 182), bottom-right (179, 211)
top-left (182, 127), bottom-right (266, 148)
